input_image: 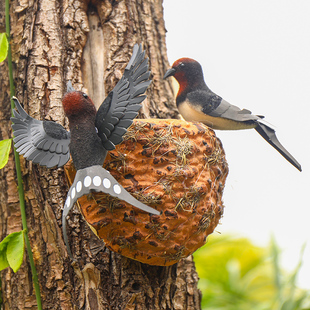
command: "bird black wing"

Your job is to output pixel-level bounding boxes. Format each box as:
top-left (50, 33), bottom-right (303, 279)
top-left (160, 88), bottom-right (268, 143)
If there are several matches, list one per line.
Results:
top-left (206, 97), bottom-right (259, 122)
top-left (192, 92), bottom-right (302, 171)
top-left (11, 97), bottom-right (71, 168)
top-left (95, 44), bottom-right (151, 151)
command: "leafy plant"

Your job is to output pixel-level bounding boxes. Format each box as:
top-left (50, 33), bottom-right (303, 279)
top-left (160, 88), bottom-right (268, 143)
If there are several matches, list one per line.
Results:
top-left (1, 0), bottom-right (43, 308)
top-left (0, 31), bottom-right (10, 171)
top-left (194, 235), bottom-right (310, 310)
top-left (0, 231), bottom-right (25, 273)
top-left (270, 238), bottom-right (310, 310)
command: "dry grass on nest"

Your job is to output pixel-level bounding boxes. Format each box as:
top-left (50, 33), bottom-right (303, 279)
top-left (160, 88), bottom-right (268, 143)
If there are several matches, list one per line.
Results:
top-left (146, 124), bottom-right (174, 151)
top-left (196, 215), bottom-right (212, 234)
top-left (156, 178), bottom-right (174, 196)
top-left (123, 122), bottom-right (150, 142)
top-left (175, 185), bottom-right (207, 212)
top-left (144, 222), bottom-right (173, 241)
top-left (172, 135), bottom-right (194, 166)
top-left (196, 203), bottom-right (217, 234)
top-left (133, 190), bottom-right (162, 205)
top-left (105, 150), bottom-right (129, 173)
top-left (161, 245), bottom-right (187, 262)
top-left (203, 139), bottom-right (225, 167)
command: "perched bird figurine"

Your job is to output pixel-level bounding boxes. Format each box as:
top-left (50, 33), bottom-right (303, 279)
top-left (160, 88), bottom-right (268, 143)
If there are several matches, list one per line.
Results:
top-left (164, 58), bottom-right (301, 171)
top-left (11, 44), bottom-right (160, 259)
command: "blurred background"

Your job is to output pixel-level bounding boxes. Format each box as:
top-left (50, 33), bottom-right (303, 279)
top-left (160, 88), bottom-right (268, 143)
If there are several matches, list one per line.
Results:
top-left (163, 0), bottom-right (309, 307)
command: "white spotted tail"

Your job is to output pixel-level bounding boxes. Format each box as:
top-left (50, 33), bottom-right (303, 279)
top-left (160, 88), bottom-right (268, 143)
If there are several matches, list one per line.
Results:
top-left (62, 165), bottom-right (160, 259)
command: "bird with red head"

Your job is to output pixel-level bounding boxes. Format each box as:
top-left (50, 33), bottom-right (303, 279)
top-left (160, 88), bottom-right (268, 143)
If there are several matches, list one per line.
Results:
top-left (164, 58), bottom-right (301, 171)
top-left (11, 44), bottom-right (160, 259)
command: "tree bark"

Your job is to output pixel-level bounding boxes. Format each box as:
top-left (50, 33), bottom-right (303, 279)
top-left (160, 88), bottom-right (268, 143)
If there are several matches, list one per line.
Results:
top-left (0, 0), bottom-right (201, 309)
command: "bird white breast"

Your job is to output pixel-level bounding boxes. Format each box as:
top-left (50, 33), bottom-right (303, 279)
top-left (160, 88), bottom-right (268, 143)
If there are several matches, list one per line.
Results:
top-left (178, 100), bottom-right (256, 130)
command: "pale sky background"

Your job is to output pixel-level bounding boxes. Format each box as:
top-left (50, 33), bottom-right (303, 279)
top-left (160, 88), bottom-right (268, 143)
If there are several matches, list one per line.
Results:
top-left (163, 0), bottom-right (310, 289)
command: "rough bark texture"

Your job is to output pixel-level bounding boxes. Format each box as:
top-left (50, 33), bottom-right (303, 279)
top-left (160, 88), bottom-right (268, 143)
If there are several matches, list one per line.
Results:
top-left (0, 0), bottom-right (202, 309)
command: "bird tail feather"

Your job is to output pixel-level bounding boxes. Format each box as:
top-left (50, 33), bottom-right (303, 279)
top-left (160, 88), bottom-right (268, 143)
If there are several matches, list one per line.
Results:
top-left (255, 122), bottom-right (301, 171)
top-left (62, 165), bottom-right (160, 259)
top-left (257, 118), bottom-right (276, 131)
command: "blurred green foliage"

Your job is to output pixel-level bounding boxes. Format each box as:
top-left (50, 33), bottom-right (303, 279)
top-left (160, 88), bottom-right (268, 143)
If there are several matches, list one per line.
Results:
top-left (194, 235), bottom-right (310, 310)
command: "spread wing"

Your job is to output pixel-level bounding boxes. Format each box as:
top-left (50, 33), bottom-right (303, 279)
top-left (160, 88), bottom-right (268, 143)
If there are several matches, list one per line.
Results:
top-left (95, 44), bottom-right (152, 151)
top-left (11, 97), bottom-right (71, 168)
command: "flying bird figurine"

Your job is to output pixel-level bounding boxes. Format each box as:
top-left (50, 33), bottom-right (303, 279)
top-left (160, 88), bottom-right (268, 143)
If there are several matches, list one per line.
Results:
top-left (11, 44), bottom-right (160, 259)
top-left (164, 58), bottom-right (301, 171)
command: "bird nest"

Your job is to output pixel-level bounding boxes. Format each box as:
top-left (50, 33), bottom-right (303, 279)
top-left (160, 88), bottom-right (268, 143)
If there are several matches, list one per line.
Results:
top-left (64, 119), bottom-right (229, 266)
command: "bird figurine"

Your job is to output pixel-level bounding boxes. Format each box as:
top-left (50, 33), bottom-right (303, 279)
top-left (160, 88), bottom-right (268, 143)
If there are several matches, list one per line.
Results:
top-left (164, 58), bottom-right (301, 171)
top-left (11, 44), bottom-right (160, 259)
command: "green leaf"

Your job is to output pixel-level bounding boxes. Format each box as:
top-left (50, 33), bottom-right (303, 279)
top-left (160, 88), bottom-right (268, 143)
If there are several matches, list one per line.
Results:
top-left (0, 33), bottom-right (8, 63)
top-left (0, 248), bottom-right (9, 271)
top-left (0, 232), bottom-right (13, 252)
top-left (0, 231), bottom-right (25, 273)
top-left (0, 139), bottom-right (12, 169)
top-left (7, 231), bottom-right (25, 272)
top-left (0, 233), bottom-right (14, 271)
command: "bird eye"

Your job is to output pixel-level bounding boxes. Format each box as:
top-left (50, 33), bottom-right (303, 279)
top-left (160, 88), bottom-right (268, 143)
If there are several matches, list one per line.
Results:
top-left (83, 93), bottom-right (88, 99)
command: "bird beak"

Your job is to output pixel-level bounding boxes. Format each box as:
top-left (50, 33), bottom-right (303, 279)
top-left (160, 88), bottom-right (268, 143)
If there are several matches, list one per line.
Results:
top-left (67, 80), bottom-right (76, 93)
top-left (163, 67), bottom-right (176, 79)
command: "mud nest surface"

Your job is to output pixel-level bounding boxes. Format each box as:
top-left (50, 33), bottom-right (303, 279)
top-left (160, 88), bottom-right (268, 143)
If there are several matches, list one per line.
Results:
top-left (64, 119), bottom-right (229, 266)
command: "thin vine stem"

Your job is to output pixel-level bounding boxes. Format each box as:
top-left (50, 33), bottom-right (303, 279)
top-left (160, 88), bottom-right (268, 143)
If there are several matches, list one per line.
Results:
top-left (5, 0), bottom-right (42, 309)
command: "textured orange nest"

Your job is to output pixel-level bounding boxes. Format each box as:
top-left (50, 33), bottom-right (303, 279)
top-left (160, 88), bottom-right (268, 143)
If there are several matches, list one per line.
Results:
top-left (64, 119), bottom-right (229, 266)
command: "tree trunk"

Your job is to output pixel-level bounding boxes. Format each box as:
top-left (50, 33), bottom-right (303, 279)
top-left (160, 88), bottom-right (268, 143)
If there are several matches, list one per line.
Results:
top-left (0, 0), bottom-right (202, 309)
